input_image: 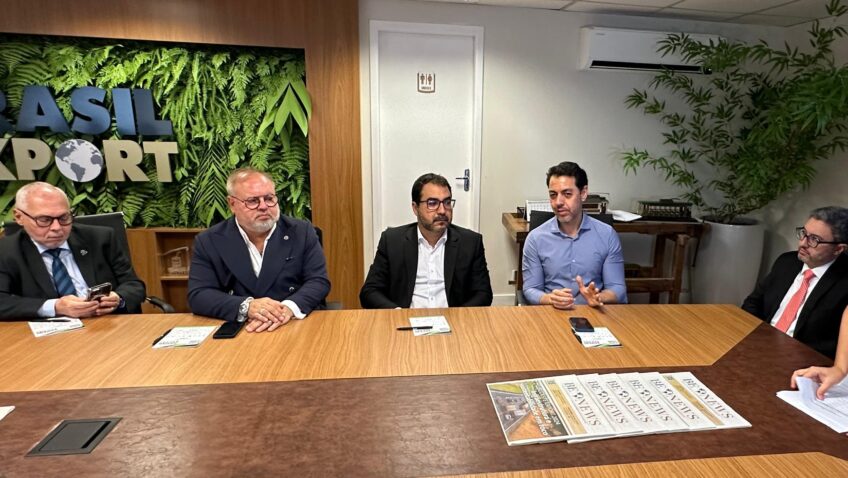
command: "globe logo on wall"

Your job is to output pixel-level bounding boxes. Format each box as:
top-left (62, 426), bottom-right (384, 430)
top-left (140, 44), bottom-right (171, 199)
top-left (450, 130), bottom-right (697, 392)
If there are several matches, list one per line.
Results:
top-left (53, 139), bottom-right (104, 182)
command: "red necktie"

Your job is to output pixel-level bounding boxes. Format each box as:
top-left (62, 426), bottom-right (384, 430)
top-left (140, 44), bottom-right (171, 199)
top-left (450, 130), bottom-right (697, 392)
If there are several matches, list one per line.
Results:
top-left (774, 269), bottom-right (816, 333)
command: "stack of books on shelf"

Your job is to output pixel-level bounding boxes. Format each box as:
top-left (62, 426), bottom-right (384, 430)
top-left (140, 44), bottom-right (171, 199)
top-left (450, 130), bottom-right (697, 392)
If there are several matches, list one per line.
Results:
top-left (487, 371), bottom-right (749, 446)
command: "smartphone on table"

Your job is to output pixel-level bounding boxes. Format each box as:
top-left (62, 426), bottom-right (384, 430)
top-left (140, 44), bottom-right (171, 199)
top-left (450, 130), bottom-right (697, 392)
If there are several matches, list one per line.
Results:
top-left (85, 282), bottom-right (113, 301)
top-left (569, 316), bottom-right (594, 333)
top-left (213, 320), bottom-right (245, 339)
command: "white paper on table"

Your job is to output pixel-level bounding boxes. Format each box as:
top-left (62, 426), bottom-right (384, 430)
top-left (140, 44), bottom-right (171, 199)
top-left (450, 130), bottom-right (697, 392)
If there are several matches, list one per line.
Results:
top-left (0, 406), bottom-right (14, 421)
top-left (409, 315), bottom-right (451, 336)
top-left (609, 210), bottom-right (642, 222)
top-left (27, 318), bottom-right (84, 337)
top-left (152, 326), bottom-right (217, 349)
top-left (776, 376), bottom-right (848, 433)
top-left (574, 327), bottom-right (621, 348)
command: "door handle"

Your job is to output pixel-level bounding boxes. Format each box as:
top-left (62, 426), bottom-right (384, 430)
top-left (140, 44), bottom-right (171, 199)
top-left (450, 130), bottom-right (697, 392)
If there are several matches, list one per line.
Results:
top-left (456, 169), bottom-right (470, 192)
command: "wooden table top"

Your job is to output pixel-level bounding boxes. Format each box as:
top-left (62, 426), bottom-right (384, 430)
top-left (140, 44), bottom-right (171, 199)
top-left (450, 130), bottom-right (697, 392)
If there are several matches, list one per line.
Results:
top-left (0, 304), bottom-right (757, 392)
top-left (1, 305), bottom-right (845, 477)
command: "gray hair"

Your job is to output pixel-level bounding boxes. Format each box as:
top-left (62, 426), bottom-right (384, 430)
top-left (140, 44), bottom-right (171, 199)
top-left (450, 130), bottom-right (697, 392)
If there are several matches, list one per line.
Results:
top-left (15, 182), bottom-right (70, 209)
top-left (226, 168), bottom-right (274, 196)
top-left (810, 206), bottom-right (848, 244)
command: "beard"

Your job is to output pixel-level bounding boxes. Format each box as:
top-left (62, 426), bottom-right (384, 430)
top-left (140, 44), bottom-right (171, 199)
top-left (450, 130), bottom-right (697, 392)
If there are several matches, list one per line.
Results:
top-left (245, 211), bottom-right (279, 234)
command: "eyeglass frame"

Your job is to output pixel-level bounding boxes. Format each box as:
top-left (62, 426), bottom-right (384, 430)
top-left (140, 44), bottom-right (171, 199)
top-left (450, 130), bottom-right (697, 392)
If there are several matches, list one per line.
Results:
top-left (416, 198), bottom-right (456, 211)
top-left (16, 208), bottom-right (74, 227)
top-left (229, 194), bottom-right (279, 210)
top-left (796, 227), bottom-right (844, 248)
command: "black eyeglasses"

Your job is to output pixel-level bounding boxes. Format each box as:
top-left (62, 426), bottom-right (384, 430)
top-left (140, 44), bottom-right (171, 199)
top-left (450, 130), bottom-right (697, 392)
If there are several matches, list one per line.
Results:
top-left (17, 209), bottom-right (74, 227)
top-left (417, 198), bottom-right (456, 211)
top-left (796, 227), bottom-right (843, 248)
top-left (230, 194), bottom-right (278, 210)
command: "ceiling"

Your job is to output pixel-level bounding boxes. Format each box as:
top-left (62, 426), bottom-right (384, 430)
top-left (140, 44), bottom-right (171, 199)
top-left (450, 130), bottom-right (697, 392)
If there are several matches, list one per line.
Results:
top-left (418, 0), bottom-right (843, 27)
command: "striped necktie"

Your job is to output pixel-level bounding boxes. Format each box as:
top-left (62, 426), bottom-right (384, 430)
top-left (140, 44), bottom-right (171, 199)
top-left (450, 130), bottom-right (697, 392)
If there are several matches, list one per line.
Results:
top-left (45, 249), bottom-right (77, 297)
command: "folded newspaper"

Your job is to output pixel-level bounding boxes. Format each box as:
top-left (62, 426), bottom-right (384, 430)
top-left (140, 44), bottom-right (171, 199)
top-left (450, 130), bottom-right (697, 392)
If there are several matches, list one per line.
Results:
top-left (487, 371), bottom-right (750, 446)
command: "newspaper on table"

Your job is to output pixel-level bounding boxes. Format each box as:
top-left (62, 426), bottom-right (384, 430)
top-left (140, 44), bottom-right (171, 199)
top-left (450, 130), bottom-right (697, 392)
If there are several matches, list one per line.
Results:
top-left (487, 370), bottom-right (749, 446)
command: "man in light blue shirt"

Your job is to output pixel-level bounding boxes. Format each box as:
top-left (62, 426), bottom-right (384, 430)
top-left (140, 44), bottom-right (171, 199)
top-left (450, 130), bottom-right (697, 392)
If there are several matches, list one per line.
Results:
top-left (522, 161), bottom-right (627, 308)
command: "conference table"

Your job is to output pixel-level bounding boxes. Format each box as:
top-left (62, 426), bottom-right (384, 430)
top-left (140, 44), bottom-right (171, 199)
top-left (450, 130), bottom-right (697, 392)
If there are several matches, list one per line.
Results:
top-left (0, 305), bottom-right (845, 476)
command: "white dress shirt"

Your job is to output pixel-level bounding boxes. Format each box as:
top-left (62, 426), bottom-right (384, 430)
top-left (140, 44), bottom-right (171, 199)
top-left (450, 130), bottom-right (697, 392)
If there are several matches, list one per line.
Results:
top-left (235, 221), bottom-right (305, 319)
top-left (410, 228), bottom-right (449, 309)
top-left (769, 259), bottom-right (835, 336)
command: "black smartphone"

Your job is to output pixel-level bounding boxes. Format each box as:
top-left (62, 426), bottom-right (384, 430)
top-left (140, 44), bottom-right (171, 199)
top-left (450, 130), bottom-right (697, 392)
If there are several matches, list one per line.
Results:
top-left (85, 282), bottom-right (112, 301)
top-left (569, 316), bottom-right (594, 333)
top-left (213, 320), bottom-right (245, 339)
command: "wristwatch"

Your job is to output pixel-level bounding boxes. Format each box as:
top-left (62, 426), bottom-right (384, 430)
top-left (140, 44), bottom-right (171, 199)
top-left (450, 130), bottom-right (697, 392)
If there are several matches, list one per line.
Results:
top-left (237, 297), bottom-right (254, 322)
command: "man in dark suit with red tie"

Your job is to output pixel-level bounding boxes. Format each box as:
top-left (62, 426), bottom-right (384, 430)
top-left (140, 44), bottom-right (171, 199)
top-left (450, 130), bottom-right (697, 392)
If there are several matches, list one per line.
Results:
top-left (742, 206), bottom-right (848, 359)
top-left (0, 182), bottom-right (145, 319)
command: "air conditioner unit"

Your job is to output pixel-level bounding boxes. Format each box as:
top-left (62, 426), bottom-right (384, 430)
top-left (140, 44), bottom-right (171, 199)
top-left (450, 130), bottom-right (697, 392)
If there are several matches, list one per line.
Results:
top-left (579, 26), bottom-right (719, 73)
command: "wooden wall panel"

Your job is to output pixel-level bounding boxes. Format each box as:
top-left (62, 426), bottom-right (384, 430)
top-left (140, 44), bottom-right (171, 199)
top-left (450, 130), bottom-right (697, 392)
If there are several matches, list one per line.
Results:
top-left (0, 0), bottom-right (363, 308)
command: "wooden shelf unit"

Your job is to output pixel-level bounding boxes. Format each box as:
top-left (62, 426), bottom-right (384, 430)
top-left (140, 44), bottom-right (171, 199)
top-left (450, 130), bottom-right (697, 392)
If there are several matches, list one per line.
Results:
top-left (127, 228), bottom-right (204, 313)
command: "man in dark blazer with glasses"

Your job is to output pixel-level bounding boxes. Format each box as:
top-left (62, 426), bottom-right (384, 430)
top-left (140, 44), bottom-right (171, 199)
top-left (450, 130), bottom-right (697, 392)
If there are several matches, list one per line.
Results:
top-left (0, 182), bottom-right (145, 319)
top-left (188, 168), bottom-right (330, 332)
top-left (360, 173), bottom-right (492, 309)
top-left (742, 206), bottom-right (848, 359)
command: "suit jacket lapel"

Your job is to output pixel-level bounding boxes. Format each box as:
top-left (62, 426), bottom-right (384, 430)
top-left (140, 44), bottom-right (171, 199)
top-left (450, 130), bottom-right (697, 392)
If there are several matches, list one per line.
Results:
top-left (215, 219), bottom-right (260, 293)
top-left (444, 226), bottom-right (459, 299)
top-left (256, 220), bottom-right (293, 297)
top-left (796, 255), bottom-right (847, 332)
top-left (403, 225), bottom-right (418, 306)
top-left (19, 234), bottom-right (58, 298)
top-left (68, 229), bottom-right (96, 287)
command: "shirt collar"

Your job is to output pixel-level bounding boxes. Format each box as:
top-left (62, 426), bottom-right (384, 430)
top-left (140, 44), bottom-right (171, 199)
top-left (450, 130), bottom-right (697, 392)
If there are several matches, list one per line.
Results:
top-left (802, 258), bottom-right (836, 278)
top-left (417, 226), bottom-right (448, 247)
top-left (547, 212), bottom-right (592, 237)
top-left (235, 220), bottom-right (277, 252)
top-left (32, 238), bottom-right (70, 255)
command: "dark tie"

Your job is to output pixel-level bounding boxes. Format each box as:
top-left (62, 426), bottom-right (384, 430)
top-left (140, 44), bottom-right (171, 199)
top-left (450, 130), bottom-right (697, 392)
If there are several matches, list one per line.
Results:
top-left (45, 249), bottom-right (77, 297)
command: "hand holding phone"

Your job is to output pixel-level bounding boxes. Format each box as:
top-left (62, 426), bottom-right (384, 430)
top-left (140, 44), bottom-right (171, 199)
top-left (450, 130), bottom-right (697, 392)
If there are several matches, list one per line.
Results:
top-left (85, 282), bottom-right (113, 301)
top-left (569, 316), bottom-right (594, 333)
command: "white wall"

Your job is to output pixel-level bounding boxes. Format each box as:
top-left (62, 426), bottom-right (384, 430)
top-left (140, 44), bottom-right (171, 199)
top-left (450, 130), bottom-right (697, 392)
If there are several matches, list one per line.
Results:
top-left (359, 0), bottom-right (800, 304)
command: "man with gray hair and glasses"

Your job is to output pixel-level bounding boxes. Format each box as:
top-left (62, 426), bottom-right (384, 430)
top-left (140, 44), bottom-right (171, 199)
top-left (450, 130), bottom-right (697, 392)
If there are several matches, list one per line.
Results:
top-left (0, 182), bottom-right (145, 319)
top-left (188, 168), bottom-right (330, 332)
top-left (743, 206), bottom-right (848, 358)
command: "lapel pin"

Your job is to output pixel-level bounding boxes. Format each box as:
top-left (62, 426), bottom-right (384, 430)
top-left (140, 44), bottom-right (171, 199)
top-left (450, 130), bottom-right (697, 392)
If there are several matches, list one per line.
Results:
top-left (283, 235), bottom-right (289, 241)
top-left (80, 249), bottom-right (88, 256)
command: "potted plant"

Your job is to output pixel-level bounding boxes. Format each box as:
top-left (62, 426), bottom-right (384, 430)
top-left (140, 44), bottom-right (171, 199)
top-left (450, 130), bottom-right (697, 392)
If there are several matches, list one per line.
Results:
top-left (620, 0), bottom-right (848, 304)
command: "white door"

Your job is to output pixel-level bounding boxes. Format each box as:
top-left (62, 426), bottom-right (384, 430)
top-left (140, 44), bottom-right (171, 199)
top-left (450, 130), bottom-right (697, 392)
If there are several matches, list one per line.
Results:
top-left (369, 21), bottom-right (484, 247)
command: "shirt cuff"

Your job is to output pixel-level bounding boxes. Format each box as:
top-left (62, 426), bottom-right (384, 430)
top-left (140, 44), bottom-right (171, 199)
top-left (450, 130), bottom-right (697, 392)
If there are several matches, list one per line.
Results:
top-left (38, 299), bottom-right (58, 318)
top-left (281, 300), bottom-right (306, 319)
top-left (523, 288), bottom-right (544, 305)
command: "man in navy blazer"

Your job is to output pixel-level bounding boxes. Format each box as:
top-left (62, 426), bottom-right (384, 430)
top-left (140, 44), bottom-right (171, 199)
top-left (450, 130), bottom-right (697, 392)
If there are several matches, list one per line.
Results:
top-left (188, 168), bottom-right (330, 332)
top-left (742, 207), bottom-right (848, 359)
top-left (0, 182), bottom-right (145, 319)
top-left (359, 173), bottom-right (492, 309)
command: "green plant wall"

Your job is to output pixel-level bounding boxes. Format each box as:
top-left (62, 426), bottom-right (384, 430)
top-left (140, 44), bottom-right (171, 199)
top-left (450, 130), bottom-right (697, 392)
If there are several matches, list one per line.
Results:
top-left (0, 34), bottom-right (311, 227)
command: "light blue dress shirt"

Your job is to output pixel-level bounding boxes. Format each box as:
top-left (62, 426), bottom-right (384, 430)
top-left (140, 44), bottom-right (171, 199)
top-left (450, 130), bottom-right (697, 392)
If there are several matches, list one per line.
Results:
top-left (522, 214), bottom-right (627, 305)
top-left (32, 240), bottom-right (89, 317)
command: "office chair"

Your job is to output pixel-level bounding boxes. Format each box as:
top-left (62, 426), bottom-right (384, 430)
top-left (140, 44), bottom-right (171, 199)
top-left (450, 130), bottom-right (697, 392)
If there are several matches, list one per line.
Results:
top-left (516, 210), bottom-right (615, 305)
top-left (2, 212), bottom-right (175, 313)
